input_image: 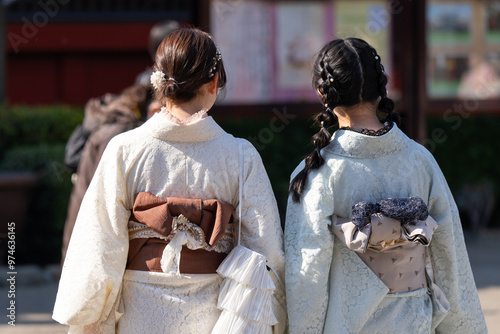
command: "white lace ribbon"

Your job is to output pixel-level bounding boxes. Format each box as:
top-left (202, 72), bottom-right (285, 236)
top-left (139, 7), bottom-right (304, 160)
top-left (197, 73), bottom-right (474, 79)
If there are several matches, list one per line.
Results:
top-left (160, 214), bottom-right (206, 276)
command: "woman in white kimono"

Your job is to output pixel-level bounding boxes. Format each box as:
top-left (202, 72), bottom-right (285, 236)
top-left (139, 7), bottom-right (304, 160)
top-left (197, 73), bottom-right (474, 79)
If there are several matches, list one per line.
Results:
top-left (285, 38), bottom-right (487, 333)
top-left (53, 28), bottom-right (286, 333)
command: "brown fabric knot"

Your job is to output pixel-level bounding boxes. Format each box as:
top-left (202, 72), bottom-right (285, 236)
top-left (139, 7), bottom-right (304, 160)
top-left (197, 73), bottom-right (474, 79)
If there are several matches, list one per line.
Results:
top-left (127, 192), bottom-right (235, 274)
top-left (132, 192), bottom-right (235, 247)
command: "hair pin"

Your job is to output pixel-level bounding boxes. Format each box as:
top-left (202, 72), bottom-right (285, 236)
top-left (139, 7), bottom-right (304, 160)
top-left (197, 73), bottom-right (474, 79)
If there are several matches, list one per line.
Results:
top-left (208, 47), bottom-right (222, 78)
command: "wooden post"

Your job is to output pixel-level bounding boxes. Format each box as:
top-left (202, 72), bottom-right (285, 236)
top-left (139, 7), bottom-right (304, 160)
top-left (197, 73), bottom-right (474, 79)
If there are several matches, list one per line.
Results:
top-left (194, 0), bottom-right (211, 32)
top-left (392, 0), bottom-right (426, 142)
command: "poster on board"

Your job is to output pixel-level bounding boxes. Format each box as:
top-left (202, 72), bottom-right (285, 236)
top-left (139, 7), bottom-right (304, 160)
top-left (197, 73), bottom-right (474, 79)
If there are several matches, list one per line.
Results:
top-left (211, 0), bottom-right (273, 104)
top-left (274, 2), bottom-right (328, 101)
top-left (211, 0), bottom-right (392, 104)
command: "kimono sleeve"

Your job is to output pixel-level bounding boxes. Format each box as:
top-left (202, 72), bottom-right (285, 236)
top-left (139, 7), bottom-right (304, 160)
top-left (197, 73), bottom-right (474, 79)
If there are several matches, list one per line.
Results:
top-left (53, 136), bottom-right (132, 327)
top-left (425, 156), bottom-right (487, 333)
top-left (284, 162), bottom-right (334, 334)
top-left (236, 140), bottom-right (287, 334)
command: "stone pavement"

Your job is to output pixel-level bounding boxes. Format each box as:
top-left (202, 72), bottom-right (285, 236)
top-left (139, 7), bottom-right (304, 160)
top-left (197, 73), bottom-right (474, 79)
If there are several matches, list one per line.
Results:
top-left (464, 229), bottom-right (500, 334)
top-left (1, 230), bottom-right (499, 334)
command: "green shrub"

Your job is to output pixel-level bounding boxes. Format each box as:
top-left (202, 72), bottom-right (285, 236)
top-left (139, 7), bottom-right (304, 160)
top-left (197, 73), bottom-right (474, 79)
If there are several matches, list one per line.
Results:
top-left (215, 113), bottom-right (314, 222)
top-left (0, 105), bottom-right (83, 158)
top-left (0, 105), bottom-right (83, 265)
top-left (427, 114), bottom-right (500, 229)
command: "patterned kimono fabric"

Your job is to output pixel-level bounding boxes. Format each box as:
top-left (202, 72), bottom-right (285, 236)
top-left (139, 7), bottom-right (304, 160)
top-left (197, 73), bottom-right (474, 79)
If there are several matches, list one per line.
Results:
top-left (285, 124), bottom-right (487, 334)
top-left (53, 112), bottom-right (286, 334)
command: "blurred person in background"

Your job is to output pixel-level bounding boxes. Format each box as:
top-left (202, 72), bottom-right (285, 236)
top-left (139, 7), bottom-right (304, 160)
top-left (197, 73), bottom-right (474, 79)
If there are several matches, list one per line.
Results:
top-left (135, 20), bottom-right (181, 86)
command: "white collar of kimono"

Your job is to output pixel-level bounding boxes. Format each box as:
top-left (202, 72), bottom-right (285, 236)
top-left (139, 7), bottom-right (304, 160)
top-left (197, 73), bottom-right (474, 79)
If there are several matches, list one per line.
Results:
top-left (142, 111), bottom-right (226, 143)
top-left (326, 123), bottom-right (411, 158)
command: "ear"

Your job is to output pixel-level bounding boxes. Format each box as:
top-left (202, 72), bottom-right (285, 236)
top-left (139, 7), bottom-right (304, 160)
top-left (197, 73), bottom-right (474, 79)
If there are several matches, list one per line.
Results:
top-left (207, 72), bottom-right (219, 95)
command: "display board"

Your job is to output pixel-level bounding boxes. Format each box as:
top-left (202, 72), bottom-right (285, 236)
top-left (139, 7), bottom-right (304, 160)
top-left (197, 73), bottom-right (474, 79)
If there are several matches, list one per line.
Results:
top-left (426, 1), bottom-right (500, 99)
top-left (211, 0), bottom-right (392, 104)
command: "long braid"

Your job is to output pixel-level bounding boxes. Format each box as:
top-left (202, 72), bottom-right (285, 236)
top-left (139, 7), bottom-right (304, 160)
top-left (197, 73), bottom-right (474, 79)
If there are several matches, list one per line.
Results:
top-left (290, 53), bottom-right (340, 202)
top-left (291, 38), bottom-right (394, 202)
top-left (372, 50), bottom-right (399, 125)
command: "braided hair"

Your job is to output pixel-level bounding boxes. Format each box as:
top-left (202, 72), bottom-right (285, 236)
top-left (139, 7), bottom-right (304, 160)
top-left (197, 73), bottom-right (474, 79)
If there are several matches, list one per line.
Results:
top-left (290, 38), bottom-right (399, 202)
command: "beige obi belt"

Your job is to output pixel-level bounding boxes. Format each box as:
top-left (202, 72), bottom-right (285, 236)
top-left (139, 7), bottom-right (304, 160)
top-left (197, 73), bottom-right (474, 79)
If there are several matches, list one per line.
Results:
top-left (127, 192), bottom-right (235, 275)
top-left (332, 197), bottom-right (438, 293)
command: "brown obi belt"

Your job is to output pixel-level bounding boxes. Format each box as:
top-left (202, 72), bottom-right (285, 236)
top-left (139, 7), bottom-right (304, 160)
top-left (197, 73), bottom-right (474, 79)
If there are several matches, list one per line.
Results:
top-left (127, 192), bottom-right (235, 274)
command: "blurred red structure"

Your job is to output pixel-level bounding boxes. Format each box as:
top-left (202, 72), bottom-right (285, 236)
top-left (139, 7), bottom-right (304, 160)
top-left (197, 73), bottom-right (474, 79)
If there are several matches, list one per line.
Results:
top-left (6, 22), bottom-right (155, 105)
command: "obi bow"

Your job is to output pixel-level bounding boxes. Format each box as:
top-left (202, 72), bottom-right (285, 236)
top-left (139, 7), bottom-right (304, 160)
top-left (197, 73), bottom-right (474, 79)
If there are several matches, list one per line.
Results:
top-left (132, 192), bottom-right (235, 247)
top-left (130, 192), bottom-right (235, 275)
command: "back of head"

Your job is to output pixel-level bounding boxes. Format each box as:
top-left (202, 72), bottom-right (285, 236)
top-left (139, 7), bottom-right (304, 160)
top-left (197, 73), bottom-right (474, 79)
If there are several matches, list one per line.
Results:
top-left (312, 37), bottom-right (397, 121)
top-left (290, 37), bottom-right (399, 202)
top-left (151, 28), bottom-right (227, 105)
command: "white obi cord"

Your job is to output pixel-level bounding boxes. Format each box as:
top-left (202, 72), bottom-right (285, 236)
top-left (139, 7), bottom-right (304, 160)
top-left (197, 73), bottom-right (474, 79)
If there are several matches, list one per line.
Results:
top-left (161, 214), bottom-right (207, 275)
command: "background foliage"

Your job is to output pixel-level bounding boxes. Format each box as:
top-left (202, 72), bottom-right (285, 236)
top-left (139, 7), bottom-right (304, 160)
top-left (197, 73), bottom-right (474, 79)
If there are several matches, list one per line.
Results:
top-left (0, 105), bottom-right (84, 265)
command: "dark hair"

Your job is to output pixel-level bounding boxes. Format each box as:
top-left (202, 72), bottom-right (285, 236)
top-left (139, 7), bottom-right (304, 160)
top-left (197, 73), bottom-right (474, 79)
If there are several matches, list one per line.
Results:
top-left (290, 37), bottom-right (399, 202)
top-left (120, 84), bottom-right (154, 121)
top-left (152, 28), bottom-right (227, 104)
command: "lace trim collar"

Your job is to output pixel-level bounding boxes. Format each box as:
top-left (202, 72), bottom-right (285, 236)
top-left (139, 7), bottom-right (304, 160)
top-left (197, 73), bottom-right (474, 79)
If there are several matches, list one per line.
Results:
top-left (160, 107), bottom-right (208, 125)
top-left (339, 122), bottom-right (393, 137)
top-left (140, 110), bottom-right (226, 143)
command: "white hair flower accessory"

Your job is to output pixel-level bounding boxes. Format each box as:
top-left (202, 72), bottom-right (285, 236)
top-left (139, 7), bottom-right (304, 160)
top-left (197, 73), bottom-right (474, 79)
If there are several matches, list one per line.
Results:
top-left (150, 70), bottom-right (166, 90)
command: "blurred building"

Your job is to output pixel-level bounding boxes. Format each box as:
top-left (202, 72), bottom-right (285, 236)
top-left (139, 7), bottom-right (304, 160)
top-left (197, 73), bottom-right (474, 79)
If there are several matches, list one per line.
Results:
top-left (3, 0), bottom-right (200, 104)
top-left (3, 0), bottom-right (500, 140)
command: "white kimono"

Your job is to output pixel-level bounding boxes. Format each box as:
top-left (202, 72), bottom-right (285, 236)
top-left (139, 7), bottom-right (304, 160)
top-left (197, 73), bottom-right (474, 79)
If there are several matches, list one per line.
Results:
top-left (53, 112), bottom-right (286, 333)
top-left (285, 125), bottom-right (487, 334)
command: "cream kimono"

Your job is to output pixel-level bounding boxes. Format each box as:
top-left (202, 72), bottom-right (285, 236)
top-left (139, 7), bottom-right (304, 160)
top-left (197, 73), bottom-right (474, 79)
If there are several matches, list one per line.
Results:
top-left (285, 125), bottom-right (487, 334)
top-left (53, 112), bottom-right (286, 333)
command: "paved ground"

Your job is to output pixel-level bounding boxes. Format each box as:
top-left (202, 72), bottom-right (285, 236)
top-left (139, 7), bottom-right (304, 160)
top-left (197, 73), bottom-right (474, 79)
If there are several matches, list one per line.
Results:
top-left (1, 229), bottom-right (499, 334)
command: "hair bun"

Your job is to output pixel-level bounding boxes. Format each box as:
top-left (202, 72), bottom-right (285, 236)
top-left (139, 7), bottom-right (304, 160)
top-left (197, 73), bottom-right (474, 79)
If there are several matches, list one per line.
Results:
top-left (152, 28), bottom-right (227, 103)
top-left (164, 78), bottom-right (180, 96)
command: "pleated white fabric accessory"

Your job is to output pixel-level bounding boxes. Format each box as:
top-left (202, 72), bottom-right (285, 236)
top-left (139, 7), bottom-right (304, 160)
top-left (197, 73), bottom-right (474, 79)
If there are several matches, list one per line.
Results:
top-left (211, 140), bottom-right (278, 334)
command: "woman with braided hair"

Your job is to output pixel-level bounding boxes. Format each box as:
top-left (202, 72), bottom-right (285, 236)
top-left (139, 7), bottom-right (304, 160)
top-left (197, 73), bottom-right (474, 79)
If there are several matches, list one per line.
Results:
top-left (285, 38), bottom-right (486, 333)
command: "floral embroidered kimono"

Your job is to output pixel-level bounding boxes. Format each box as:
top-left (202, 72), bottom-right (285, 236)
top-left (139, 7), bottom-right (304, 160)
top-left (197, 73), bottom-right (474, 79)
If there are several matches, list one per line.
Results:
top-left (285, 124), bottom-right (487, 334)
top-left (53, 111), bottom-right (286, 333)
